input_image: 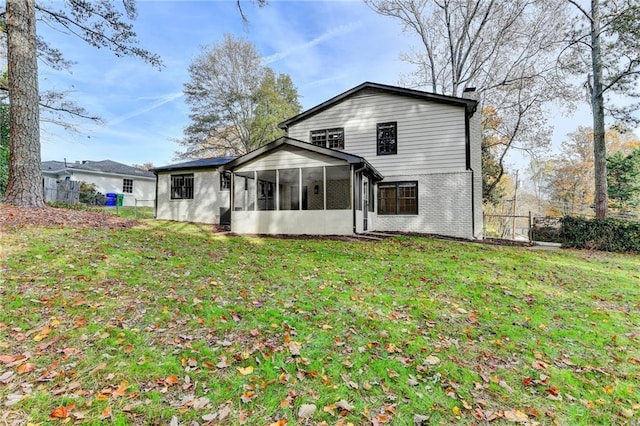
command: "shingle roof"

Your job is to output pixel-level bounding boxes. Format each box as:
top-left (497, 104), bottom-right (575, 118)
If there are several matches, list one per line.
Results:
top-left (151, 156), bottom-right (237, 172)
top-left (279, 81), bottom-right (478, 130)
top-left (41, 159), bottom-right (155, 178)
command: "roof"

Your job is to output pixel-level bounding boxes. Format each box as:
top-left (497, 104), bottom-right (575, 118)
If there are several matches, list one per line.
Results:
top-left (152, 156), bottom-right (236, 173)
top-left (42, 159), bottom-right (155, 178)
top-left (220, 136), bottom-right (383, 181)
top-left (279, 81), bottom-right (478, 130)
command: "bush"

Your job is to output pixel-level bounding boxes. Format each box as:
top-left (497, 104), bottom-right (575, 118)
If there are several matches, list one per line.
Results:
top-left (561, 216), bottom-right (640, 253)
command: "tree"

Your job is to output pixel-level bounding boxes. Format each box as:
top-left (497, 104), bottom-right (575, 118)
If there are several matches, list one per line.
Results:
top-left (2, 0), bottom-right (161, 208)
top-left (366, 0), bottom-right (574, 202)
top-left (176, 35), bottom-right (302, 159)
top-left (565, 0), bottom-right (640, 218)
top-left (0, 103), bottom-right (8, 197)
top-left (607, 149), bottom-right (640, 210)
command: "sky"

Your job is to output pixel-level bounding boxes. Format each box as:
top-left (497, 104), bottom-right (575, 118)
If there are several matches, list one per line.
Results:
top-left (37, 0), bottom-right (603, 171)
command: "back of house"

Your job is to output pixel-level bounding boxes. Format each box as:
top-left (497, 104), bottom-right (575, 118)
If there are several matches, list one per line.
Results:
top-left (154, 82), bottom-right (482, 239)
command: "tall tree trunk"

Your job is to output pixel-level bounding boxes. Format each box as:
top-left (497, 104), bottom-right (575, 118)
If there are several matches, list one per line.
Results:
top-left (590, 0), bottom-right (607, 218)
top-left (3, 0), bottom-right (45, 207)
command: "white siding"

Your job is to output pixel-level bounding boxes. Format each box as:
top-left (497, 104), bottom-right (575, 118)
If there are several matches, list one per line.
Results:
top-left (69, 171), bottom-right (156, 207)
top-left (156, 169), bottom-right (229, 224)
top-left (287, 90), bottom-right (467, 176)
top-left (235, 146), bottom-right (344, 172)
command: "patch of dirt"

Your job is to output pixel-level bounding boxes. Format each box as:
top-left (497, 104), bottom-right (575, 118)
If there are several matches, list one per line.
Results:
top-left (0, 205), bottom-right (139, 229)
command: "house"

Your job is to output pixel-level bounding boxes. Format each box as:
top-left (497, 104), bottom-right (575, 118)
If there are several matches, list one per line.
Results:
top-left (154, 82), bottom-right (482, 239)
top-left (41, 159), bottom-right (156, 207)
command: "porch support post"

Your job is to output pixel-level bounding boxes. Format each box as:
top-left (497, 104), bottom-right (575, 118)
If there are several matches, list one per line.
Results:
top-left (253, 171), bottom-right (257, 210)
top-left (276, 169), bottom-right (280, 211)
top-left (298, 168), bottom-right (302, 210)
top-left (230, 171), bottom-right (234, 212)
top-left (351, 164), bottom-right (355, 234)
top-left (323, 166), bottom-right (326, 210)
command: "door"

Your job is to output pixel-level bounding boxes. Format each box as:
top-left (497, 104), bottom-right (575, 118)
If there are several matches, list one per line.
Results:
top-left (363, 181), bottom-right (368, 231)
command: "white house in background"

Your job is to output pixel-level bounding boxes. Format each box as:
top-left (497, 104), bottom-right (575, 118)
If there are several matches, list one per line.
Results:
top-left (153, 82), bottom-right (482, 239)
top-left (41, 159), bottom-right (156, 207)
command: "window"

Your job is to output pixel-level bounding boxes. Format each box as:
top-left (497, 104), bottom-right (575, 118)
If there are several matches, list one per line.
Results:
top-left (377, 122), bottom-right (397, 155)
top-left (378, 181), bottom-right (417, 215)
top-left (310, 128), bottom-right (344, 149)
top-left (220, 171), bottom-right (231, 191)
top-left (122, 178), bottom-right (133, 194)
top-left (171, 174), bottom-right (194, 199)
top-left (257, 170), bottom-right (276, 211)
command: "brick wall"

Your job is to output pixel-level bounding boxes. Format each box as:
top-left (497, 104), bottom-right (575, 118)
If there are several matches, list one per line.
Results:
top-left (375, 172), bottom-right (474, 239)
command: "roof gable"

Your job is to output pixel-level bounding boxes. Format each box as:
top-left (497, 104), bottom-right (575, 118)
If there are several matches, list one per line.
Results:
top-left (279, 82), bottom-right (478, 130)
top-left (220, 137), bottom-right (383, 180)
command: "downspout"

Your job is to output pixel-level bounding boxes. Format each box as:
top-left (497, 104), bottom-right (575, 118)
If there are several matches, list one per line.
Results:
top-left (353, 163), bottom-right (367, 234)
top-left (463, 87), bottom-right (479, 239)
top-left (229, 169), bottom-right (234, 229)
top-left (465, 116), bottom-right (475, 239)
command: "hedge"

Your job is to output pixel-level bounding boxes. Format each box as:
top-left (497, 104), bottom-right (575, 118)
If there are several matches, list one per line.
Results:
top-left (561, 216), bottom-right (640, 253)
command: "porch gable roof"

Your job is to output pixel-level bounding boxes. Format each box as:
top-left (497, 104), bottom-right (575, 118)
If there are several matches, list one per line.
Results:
top-left (220, 137), bottom-right (384, 181)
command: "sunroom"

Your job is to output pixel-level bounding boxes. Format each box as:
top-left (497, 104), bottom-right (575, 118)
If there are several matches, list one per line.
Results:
top-left (220, 137), bottom-right (383, 235)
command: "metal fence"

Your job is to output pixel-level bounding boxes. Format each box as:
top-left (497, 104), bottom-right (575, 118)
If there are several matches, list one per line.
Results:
top-left (483, 212), bottom-right (533, 241)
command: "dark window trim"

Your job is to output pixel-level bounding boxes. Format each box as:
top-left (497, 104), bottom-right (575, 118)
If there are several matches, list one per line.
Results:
top-left (220, 170), bottom-right (231, 191)
top-left (309, 127), bottom-right (345, 150)
top-left (170, 173), bottom-right (194, 200)
top-left (377, 180), bottom-right (418, 215)
top-left (122, 178), bottom-right (133, 194)
top-left (377, 121), bottom-right (397, 155)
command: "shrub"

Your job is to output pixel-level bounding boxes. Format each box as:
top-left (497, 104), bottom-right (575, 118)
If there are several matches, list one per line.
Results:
top-left (561, 216), bottom-right (640, 253)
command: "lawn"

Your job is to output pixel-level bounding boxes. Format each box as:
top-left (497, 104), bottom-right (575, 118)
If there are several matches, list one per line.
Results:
top-left (0, 219), bottom-right (638, 425)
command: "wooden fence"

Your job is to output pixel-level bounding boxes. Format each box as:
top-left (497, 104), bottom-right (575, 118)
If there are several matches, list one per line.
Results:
top-left (43, 178), bottom-right (79, 204)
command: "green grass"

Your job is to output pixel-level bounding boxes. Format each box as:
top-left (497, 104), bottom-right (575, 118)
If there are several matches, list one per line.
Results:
top-left (0, 221), bottom-right (638, 424)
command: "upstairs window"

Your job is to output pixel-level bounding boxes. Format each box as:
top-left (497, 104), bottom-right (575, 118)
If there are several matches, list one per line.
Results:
top-left (377, 122), bottom-right (397, 155)
top-left (171, 174), bottom-right (194, 199)
top-left (310, 128), bottom-right (344, 150)
top-left (122, 178), bottom-right (133, 194)
top-left (220, 171), bottom-right (231, 191)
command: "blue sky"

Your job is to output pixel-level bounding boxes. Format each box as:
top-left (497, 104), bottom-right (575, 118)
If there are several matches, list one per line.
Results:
top-left (38, 0), bottom-right (598, 169)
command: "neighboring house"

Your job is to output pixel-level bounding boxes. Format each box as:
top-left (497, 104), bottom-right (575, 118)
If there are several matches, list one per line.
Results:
top-left (154, 82), bottom-right (482, 239)
top-left (42, 159), bottom-right (156, 207)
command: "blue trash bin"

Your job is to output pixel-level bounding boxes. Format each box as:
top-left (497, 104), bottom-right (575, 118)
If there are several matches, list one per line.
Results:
top-left (105, 193), bottom-right (117, 206)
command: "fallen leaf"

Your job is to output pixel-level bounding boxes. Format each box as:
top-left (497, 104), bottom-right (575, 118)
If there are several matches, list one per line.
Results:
top-left (237, 366), bottom-right (254, 375)
top-left (17, 362), bottom-right (35, 375)
top-left (336, 399), bottom-right (355, 412)
top-left (100, 406), bottom-right (112, 419)
top-left (164, 375), bottom-right (179, 386)
top-left (531, 360), bottom-right (548, 370)
top-left (414, 414), bottom-right (429, 425)
top-left (50, 403), bottom-right (75, 419)
top-left (269, 420), bottom-right (288, 426)
top-left (0, 371), bottom-right (14, 384)
top-left (289, 341), bottom-right (302, 357)
top-left (33, 327), bottom-right (52, 342)
top-left (112, 380), bottom-right (128, 397)
top-left (298, 404), bottom-right (316, 419)
top-left (503, 410), bottom-right (529, 423)
top-left (4, 393), bottom-right (24, 407)
top-left (216, 356), bottom-right (231, 369)
top-left (424, 355), bottom-right (441, 366)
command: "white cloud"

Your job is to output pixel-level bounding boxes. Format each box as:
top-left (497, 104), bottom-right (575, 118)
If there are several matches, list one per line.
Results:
top-left (107, 92), bottom-right (184, 126)
top-left (263, 21), bottom-right (363, 65)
